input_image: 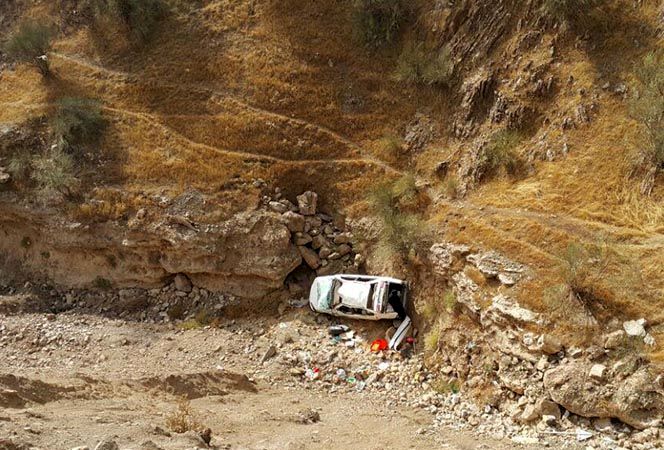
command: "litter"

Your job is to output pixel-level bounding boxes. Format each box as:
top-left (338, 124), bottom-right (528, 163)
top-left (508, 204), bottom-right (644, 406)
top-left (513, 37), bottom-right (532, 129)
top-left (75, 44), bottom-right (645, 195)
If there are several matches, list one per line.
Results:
top-left (370, 338), bottom-right (389, 352)
top-left (328, 325), bottom-right (350, 336)
top-left (305, 367), bottom-right (320, 381)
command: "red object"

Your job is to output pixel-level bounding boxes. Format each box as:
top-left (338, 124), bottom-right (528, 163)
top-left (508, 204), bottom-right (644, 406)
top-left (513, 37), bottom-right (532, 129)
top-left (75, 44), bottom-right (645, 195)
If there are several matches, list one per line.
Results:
top-left (405, 337), bottom-right (415, 344)
top-left (370, 339), bottom-right (389, 352)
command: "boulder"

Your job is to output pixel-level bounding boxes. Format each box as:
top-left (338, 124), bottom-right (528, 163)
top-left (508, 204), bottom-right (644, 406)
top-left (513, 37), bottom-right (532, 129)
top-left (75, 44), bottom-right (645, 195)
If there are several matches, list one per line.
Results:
top-left (319, 247), bottom-right (332, 259)
top-left (336, 244), bottom-right (352, 256)
top-left (483, 294), bottom-right (541, 326)
top-left (299, 246), bottom-right (321, 269)
top-left (293, 232), bottom-right (312, 246)
top-left (429, 242), bottom-right (471, 275)
top-left (333, 234), bottom-right (351, 245)
top-left (269, 201), bottom-right (288, 214)
top-left (623, 319), bottom-right (647, 337)
top-left (467, 251), bottom-right (526, 285)
top-left (281, 211), bottom-right (305, 233)
top-left (174, 273), bottom-right (192, 293)
top-left (297, 191), bottom-right (318, 215)
top-left (604, 330), bottom-right (626, 349)
top-left (589, 364), bottom-right (606, 381)
top-left (544, 362), bottom-right (664, 429)
top-left (537, 334), bottom-right (563, 355)
top-left (311, 234), bottom-right (327, 250)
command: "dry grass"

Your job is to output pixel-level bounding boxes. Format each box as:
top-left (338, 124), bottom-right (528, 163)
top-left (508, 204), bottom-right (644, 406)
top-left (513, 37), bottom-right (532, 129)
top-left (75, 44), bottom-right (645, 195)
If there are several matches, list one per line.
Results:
top-left (165, 397), bottom-right (205, 434)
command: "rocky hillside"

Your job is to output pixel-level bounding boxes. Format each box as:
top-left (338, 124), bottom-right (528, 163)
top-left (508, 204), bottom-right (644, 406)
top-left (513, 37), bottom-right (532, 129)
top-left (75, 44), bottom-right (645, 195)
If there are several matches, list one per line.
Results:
top-left (0, 0), bottom-right (663, 443)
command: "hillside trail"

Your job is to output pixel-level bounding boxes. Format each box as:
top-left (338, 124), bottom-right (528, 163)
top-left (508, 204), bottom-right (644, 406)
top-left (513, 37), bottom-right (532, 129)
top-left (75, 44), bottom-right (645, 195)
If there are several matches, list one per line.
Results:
top-left (7, 53), bottom-right (662, 250)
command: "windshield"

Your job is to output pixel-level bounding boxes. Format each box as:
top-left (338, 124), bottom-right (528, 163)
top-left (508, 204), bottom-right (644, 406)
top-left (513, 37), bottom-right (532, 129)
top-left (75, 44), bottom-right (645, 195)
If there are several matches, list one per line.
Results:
top-left (316, 278), bottom-right (334, 310)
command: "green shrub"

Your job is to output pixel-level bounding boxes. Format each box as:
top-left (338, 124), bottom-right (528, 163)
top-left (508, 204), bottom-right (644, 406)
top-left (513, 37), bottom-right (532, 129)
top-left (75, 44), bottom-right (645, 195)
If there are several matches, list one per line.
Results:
top-left (91, 0), bottom-right (167, 43)
top-left (7, 153), bottom-right (33, 183)
top-left (52, 97), bottom-right (106, 152)
top-left (353, 0), bottom-right (408, 48)
top-left (629, 50), bottom-right (664, 196)
top-left (395, 43), bottom-right (454, 87)
top-left (368, 174), bottom-right (430, 261)
top-left (31, 149), bottom-right (79, 194)
top-left (478, 130), bottom-right (527, 180)
top-left (4, 20), bottom-right (53, 76)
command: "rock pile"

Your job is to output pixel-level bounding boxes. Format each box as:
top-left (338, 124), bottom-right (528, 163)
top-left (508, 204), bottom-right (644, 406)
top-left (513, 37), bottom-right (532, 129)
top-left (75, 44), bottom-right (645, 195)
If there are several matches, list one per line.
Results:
top-left (262, 189), bottom-right (362, 277)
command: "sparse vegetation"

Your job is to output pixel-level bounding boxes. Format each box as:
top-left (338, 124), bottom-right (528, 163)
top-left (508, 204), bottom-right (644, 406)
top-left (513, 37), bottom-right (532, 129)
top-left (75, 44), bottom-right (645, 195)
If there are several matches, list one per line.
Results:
top-left (90, 0), bottom-right (167, 44)
top-left (52, 97), bottom-right (106, 154)
top-left (7, 153), bottom-right (33, 183)
top-left (478, 130), bottom-right (527, 181)
top-left (629, 49), bottom-right (664, 196)
top-left (165, 397), bottom-right (205, 434)
top-left (540, 0), bottom-right (605, 24)
top-left (443, 176), bottom-right (458, 199)
top-left (368, 174), bottom-right (430, 262)
top-left (93, 276), bottom-right (112, 289)
top-left (353, 0), bottom-right (408, 48)
top-left (4, 20), bottom-right (53, 76)
top-left (31, 150), bottom-right (79, 195)
top-left (374, 135), bottom-right (403, 164)
top-left (432, 378), bottom-right (460, 395)
top-left (424, 323), bottom-right (441, 355)
top-left (395, 43), bottom-right (454, 88)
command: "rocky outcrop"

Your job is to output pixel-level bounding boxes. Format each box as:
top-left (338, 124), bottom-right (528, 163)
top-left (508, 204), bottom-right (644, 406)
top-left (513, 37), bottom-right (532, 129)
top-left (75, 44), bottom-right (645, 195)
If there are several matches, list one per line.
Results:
top-left (0, 202), bottom-right (301, 299)
top-left (544, 362), bottom-right (664, 430)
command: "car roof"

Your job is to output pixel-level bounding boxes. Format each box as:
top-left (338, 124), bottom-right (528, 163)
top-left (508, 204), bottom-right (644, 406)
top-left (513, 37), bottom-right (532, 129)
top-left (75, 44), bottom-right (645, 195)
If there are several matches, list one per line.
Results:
top-left (316, 274), bottom-right (406, 284)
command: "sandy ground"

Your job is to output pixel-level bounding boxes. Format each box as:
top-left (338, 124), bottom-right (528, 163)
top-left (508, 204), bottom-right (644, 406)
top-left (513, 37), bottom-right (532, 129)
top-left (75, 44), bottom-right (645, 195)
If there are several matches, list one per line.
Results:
top-left (0, 296), bottom-right (580, 450)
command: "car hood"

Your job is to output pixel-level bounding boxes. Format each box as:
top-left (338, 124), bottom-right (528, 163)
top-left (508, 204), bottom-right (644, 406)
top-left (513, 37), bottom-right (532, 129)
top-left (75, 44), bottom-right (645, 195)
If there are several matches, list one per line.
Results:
top-left (337, 281), bottom-right (371, 309)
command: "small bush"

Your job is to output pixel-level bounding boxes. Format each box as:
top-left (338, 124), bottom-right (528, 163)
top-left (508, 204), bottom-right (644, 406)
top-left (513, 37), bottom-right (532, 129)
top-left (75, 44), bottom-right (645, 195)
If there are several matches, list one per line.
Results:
top-left (368, 174), bottom-right (430, 261)
top-left (7, 153), bottom-right (33, 183)
top-left (91, 0), bottom-right (167, 44)
top-left (395, 43), bottom-right (454, 87)
top-left (165, 397), bottom-right (205, 434)
top-left (31, 149), bottom-right (79, 194)
top-left (424, 324), bottom-right (440, 355)
top-left (93, 276), bottom-right (112, 289)
top-left (52, 97), bottom-right (106, 153)
top-left (353, 0), bottom-right (408, 48)
top-left (443, 176), bottom-right (458, 199)
top-left (629, 50), bottom-right (664, 196)
top-left (432, 378), bottom-right (460, 395)
top-left (375, 135), bottom-right (403, 164)
top-left (478, 130), bottom-right (527, 180)
top-left (4, 20), bottom-right (53, 76)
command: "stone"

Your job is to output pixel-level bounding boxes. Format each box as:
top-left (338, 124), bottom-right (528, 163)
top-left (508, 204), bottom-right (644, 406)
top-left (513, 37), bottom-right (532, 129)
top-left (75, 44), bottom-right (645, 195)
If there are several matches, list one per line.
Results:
top-left (174, 273), bottom-right (193, 293)
top-left (311, 235), bottom-right (327, 250)
top-left (593, 417), bottom-right (614, 432)
top-left (429, 242), bottom-right (471, 275)
top-left (0, 167), bottom-right (10, 184)
top-left (538, 334), bottom-right (563, 355)
top-left (589, 364), bottom-right (606, 381)
top-left (623, 319), bottom-right (647, 338)
top-left (94, 440), bottom-right (119, 450)
top-left (336, 244), bottom-right (352, 256)
top-left (518, 404), bottom-right (540, 423)
top-left (544, 363), bottom-right (664, 429)
top-left (328, 252), bottom-right (341, 260)
top-left (485, 294), bottom-right (540, 325)
top-left (535, 398), bottom-right (561, 420)
top-left (604, 330), bottom-right (626, 349)
top-left (299, 246), bottom-right (321, 269)
top-left (269, 201), bottom-right (288, 213)
top-left (319, 247), bottom-right (332, 259)
top-left (281, 211), bottom-right (305, 233)
top-left (467, 251), bottom-right (526, 284)
top-left (293, 233), bottom-right (313, 246)
top-left (297, 191), bottom-right (318, 215)
top-left (139, 441), bottom-right (164, 450)
top-left (261, 345), bottom-right (277, 363)
top-left (333, 234), bottom-right (351, 245)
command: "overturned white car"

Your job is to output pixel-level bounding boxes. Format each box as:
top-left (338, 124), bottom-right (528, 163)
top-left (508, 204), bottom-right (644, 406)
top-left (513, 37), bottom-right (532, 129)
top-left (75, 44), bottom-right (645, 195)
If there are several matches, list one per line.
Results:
top-left (309, 274), bottom-right (408, 321)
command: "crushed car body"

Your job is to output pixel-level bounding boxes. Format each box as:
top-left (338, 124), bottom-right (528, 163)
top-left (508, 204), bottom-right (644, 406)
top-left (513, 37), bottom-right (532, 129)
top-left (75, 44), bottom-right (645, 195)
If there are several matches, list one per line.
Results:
top-left (309, 274), bottom-right (408, 321)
